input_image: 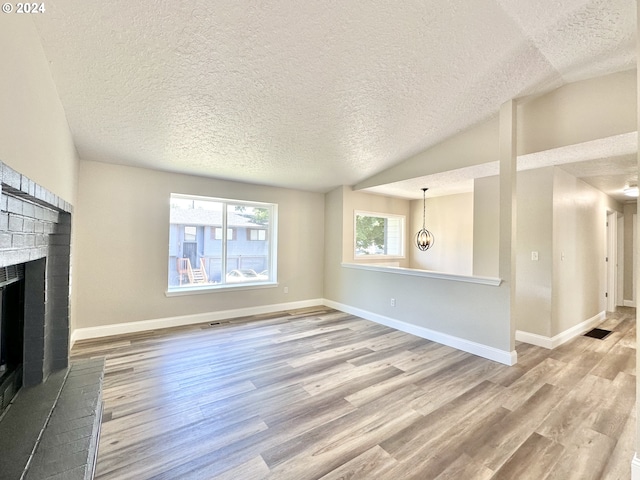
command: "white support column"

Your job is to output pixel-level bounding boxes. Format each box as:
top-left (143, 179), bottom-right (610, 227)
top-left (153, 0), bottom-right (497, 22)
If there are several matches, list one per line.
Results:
top-left (499, 100), bottom-right (517, 352)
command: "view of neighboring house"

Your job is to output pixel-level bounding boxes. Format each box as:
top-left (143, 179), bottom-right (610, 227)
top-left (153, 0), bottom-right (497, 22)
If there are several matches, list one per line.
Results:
top-left (168, 197), bottom-right (272, 288)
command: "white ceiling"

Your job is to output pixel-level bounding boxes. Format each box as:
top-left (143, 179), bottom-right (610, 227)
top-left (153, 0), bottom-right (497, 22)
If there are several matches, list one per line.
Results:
top-left (32, 0), bottom-right (636, 194)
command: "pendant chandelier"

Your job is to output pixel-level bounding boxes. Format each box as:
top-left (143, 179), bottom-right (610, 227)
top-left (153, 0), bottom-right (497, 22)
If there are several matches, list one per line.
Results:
top-left (415, 188), bottom-right (434, 251)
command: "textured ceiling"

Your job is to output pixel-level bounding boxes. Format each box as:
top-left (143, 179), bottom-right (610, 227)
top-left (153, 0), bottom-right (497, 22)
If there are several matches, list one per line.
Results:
top-left (31, 0), bottom-right (636, 193)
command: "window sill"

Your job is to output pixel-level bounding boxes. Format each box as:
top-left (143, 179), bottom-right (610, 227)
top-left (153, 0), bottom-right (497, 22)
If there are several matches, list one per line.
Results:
top-left (353, 255), bottom-right (406, 260)
top-left (341, 263), bottom-right (502, 286)
top-left (165, 282), bottom-right (279, 297)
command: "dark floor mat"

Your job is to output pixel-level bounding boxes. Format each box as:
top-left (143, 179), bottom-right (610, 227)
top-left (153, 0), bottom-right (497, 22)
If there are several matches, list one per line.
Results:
top-left (583, 328), bottom-right (613, 340)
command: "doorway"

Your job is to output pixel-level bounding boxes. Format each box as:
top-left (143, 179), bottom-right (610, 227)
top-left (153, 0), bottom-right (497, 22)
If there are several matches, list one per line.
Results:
top-left (606, 211), bottom-right (618, 312)
top-left (183, 242), bottom-right (197, 270)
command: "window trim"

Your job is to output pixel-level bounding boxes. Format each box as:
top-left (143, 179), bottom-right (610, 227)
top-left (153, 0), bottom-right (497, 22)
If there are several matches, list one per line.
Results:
top-left (165, 281), bottom-right (279, 297)
top-left (354, 210), bottom-right (406, 259)
top-left (168, 193), bottom-right (278, 294)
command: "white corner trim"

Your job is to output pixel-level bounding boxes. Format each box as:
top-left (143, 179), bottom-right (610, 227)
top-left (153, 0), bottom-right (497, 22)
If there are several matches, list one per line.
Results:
top-left (632, 454), bottom-right (640, 480)
top-left (515, 330), bottom-right (553, 349)
top-left (516, 311), bottom-right (606, 350)
top-left (70, 298), bottom-right (324, 347)
top-left (624, 299), bottom-right (636, 307)
top-left (322, 299), bottom-right (516, 366)
top-left (341, 263), bottom-right (502, 286)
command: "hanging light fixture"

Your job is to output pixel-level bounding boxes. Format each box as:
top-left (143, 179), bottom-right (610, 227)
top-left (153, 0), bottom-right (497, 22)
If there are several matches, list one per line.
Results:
top-left (415, 188), bottom-right (434, 251)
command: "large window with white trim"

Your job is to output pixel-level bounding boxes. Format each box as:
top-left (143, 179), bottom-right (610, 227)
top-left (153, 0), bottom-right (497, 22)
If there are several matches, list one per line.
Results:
top-left (168, 194), bottom-right (277, 291)
top-left (354, 211), bottom-right (405, 258)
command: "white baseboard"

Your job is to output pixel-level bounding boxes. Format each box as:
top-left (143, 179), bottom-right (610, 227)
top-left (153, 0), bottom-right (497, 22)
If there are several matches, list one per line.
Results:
top-left (516, 311), bottom-right (606, 350)
top-left (632, 454), bottom-right (640, 480)
top-left (70, 298), bottom-right (324, 347)
top-left (624, 299), bottom-right (636, 307)
top-left (71, 297), bottom-right (516, 366)
top-left (515, 330), bottom-right (554, 349)
top-left (322, 299), bottom-right (517, 366)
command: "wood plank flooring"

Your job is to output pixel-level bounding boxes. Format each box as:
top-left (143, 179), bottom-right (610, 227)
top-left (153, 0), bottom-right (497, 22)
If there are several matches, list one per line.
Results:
top-left (70, 306), bottom-right (637, 480)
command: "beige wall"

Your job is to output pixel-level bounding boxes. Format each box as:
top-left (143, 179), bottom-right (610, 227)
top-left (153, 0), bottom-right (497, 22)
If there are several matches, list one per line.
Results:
top-left (551, 168), bottom-right (621, 336)
top-left (74, 160), bottom-right (324, 328)
top-left (515, 168), bottom-right (555, 337)
top-left (0, 16), bottom-right (79, 203)
top-left (473, 168), bottom-right (622, 339)
top-left (473, 176), bottom-right (500, 277)
top-left (0, 16), bottom-right (80, 331)
top-left (411, 193), bottom-right (473, 275)
top-left (518, 70), bottom-right (636, 156)
top-left (324, 186), bottom-right (512, 354)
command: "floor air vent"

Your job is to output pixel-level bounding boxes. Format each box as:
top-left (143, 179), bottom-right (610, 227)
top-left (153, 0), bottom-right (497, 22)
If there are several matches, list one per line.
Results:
top-left (583, 328), bottom-right (612, 340)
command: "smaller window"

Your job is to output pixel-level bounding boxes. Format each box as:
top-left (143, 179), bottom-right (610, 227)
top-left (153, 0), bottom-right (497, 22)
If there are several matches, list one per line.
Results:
top-left (212, 228), bottom-right (235, 240)
top-left (184, 226), bottom-right (197, 242)
top-left (354, 211), bottom-right (405, 257)
top-left (247, 229), bottom-right (267, 241)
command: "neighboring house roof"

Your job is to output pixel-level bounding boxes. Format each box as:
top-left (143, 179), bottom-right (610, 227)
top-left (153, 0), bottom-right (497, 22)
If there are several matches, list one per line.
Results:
top-left (170, 208), bottom-right (266, 228)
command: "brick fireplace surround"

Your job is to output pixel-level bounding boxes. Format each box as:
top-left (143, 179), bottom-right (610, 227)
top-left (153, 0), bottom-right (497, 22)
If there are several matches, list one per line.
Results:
top-left (0, 164), bottom-right (73, 389)
top-left (0, 162), bottom-right (104, 480)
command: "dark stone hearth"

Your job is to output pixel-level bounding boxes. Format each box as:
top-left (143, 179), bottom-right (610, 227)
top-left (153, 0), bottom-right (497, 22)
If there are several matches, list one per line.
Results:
top-left (0, 358), bottom-right (104, 480)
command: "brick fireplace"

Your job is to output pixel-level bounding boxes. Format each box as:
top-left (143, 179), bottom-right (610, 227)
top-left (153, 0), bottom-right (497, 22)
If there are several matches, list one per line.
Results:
top-left (0, 163), bottom-right (106, 480)
top-left (0, 162), bottom-right (72, 413)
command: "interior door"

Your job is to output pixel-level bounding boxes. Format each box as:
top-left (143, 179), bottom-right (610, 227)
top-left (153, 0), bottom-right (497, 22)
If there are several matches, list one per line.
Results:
top-left (606, 212), bottom-right (616, 312)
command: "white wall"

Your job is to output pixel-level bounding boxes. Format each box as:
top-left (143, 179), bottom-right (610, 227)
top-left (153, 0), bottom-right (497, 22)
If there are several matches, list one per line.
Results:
top-left (411, 193), bottom-right (473, 275)
top-left (74, 160), bottom-right (325, 329)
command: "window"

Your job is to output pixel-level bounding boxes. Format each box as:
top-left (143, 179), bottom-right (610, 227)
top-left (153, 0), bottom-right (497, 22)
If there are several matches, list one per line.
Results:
top-left (247, 229), bottom-right (267, 241)
top-left (184, 226), bottom-right (197, 242)
top-left (354, 211), bottom-right (405, 257)
top-left (168, 194), bottom-right (277, 291)
top-left (212, 228), bottom-right (235, 241)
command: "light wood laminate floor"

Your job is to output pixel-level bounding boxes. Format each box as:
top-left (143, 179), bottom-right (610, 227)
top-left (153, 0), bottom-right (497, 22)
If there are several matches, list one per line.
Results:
top-left (71, 306), bottom-right (636, 480)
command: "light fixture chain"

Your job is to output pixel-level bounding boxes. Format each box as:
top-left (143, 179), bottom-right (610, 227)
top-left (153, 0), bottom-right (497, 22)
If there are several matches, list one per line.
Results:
top-left (422, 188), bottom-right (426, 228)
